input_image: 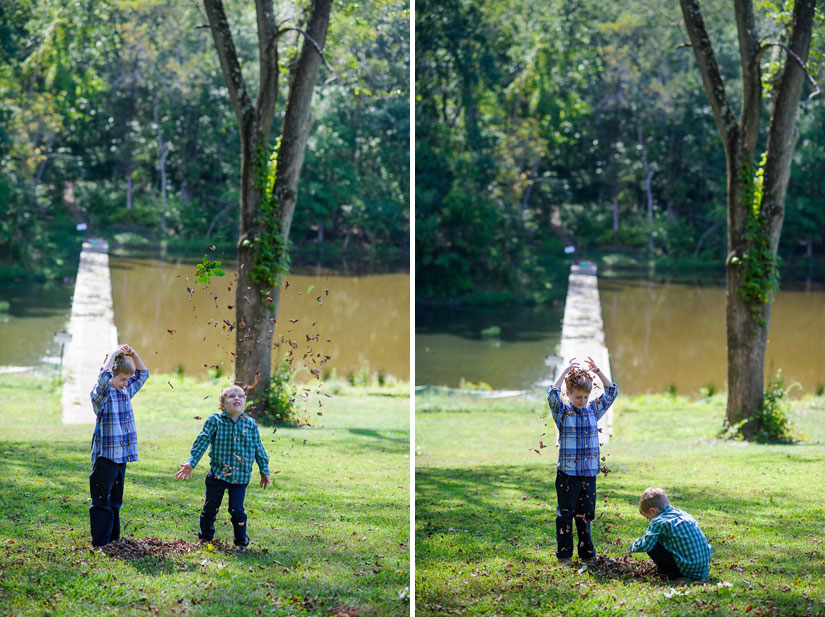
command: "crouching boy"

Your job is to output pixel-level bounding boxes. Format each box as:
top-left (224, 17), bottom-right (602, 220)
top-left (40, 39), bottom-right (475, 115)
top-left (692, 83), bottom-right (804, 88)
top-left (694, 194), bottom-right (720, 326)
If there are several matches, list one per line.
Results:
top-left (175, 385), bottom-right (270, 547)
top-left (629, 487), bottom-right (713, 580)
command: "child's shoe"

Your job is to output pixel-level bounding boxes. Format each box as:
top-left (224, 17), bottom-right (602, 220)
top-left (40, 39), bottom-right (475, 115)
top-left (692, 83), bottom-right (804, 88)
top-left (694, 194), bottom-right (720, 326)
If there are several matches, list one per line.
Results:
top-left (557, 557), bottom-right (574, 566)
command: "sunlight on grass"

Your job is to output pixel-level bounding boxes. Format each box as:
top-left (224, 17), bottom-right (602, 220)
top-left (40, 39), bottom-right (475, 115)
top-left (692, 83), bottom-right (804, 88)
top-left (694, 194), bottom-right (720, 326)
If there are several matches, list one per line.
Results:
top-left (0, 373), bottom-right (410, 617)
top-left (415, 390), bottom-right (825, 617)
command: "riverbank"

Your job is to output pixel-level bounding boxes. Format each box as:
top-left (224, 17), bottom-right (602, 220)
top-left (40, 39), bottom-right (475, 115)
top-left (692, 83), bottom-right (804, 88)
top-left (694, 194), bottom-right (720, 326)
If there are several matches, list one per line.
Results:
top-left (0, 373), bottom-right (410, 616)
top-left (415, 390), bottom-right (825, 616)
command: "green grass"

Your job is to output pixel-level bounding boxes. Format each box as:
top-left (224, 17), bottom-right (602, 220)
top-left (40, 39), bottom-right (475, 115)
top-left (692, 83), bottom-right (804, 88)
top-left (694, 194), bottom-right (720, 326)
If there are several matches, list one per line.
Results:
top-left (0, 373), bottom-right (410, 616)
top-left (415, 391), bottom-right (825, 617)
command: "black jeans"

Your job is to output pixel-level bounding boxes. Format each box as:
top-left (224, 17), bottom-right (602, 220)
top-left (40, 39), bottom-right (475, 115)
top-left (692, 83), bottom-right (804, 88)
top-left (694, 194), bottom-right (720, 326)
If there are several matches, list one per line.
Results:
top-left (89, 456), bottom-right (127, 547)
top-left (555, 470), bottom-right (597, 559)
top-left (648, 541), bottom-right (683, 579)
top-left (199, 472), bottom-right (249, 546)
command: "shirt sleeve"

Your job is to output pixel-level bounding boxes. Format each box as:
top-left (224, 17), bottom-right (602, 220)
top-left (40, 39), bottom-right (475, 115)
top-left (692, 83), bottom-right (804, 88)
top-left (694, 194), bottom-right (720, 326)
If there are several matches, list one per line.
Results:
top-left (90, 369), bottom-right (113, 416)
top-left (546, 387), bottom-right (566, 430)
top-left (630, 518), bottom-right (664, 553)
top-left (592, 383), bottom-right (619, 421)
top-left (126, 369), bottom-right (149, 398)
top-left (252, 422), bottom-right (270, 476)
top-left (187, 415), bottom-right (217, 468)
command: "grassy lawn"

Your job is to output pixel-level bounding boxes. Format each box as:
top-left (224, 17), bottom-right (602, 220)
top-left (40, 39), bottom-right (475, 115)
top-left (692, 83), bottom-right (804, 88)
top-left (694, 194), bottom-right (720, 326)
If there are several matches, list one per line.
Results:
top-left (415, 391), bottom-right (825, 617)
top-left (0, 373), bottom-right (410, 617)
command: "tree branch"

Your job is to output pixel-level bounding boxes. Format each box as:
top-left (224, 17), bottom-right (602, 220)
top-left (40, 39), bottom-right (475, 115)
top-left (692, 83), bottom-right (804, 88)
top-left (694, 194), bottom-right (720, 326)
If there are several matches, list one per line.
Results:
top-left (276, 26), bottom-right (337, 83)
top-left (679, 0), bottom-right (738, 148)
top-left (758, 41), bottom-right (822, 100)
top-left (734, 0), bottom-right (762, 152)
top-left (203, 0), bottom-right (254, 136)
top-left (255, 0), bottom-right (279, 138)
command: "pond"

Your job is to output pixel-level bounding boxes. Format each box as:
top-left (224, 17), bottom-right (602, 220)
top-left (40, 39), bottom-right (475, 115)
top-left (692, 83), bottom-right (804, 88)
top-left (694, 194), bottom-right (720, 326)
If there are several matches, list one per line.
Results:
top-left (0, 257), bottom-right (410, 382)
top-left (0, 282), bottom-right (73, 369)
top-left (600, 277), bottom-right (825, 396)
top-left (416, 276), bottom-right (825, 396)
top-left (415, 304), bottom-right (564, 390)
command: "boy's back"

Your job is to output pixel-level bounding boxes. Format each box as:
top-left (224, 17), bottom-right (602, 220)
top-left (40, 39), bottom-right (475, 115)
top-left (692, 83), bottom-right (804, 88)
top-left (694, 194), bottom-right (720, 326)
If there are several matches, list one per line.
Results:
top-left (631, 505), bottom-right (713, 579)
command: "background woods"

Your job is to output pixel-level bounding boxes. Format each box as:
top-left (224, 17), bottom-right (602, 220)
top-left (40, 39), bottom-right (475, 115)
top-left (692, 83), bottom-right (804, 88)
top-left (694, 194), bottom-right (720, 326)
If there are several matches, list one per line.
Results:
top-left (415, 0), bottom-right (825, 304)
top-left (0, 0), bottom-right (410, 280)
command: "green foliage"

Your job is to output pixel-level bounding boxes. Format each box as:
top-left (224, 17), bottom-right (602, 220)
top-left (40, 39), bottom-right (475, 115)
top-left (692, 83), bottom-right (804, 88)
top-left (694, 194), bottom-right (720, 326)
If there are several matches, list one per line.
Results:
top-left (193, 255), bottom-right (225, 286)
top-left (730, 155), bottom-right (781, 325)
top-left (720, 369), bottom-right (798, 443)
top-left (258, 359), bottom-right (298, 426)
top-left (248, 139), bottom-right (290, 290)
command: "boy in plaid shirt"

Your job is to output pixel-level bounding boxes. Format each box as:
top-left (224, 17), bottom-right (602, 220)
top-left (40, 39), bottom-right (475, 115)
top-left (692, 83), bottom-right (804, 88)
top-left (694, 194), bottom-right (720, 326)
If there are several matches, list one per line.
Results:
top-left (547, 357), bottom-right (618, 565)
top-left (89, 344), bottom-right (149, 547)
top-left (630, 487), bottom-right (713, 580)
top-left (175, 385), bottom-right (271, 547)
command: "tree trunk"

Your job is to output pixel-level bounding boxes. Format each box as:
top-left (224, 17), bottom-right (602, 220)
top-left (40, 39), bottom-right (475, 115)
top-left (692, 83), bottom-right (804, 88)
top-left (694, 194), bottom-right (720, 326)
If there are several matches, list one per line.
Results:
top-left (205, 0), bottom-right (332, 411)
top-left (680, 0), bottom-right (816, 437)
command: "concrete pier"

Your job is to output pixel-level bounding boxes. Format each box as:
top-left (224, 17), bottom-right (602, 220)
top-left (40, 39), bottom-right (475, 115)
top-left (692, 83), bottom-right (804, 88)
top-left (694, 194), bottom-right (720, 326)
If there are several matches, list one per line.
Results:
top-left (61, 239), bottom-right (118, 424)
top-left (551, 262), bottom-right (614, 442)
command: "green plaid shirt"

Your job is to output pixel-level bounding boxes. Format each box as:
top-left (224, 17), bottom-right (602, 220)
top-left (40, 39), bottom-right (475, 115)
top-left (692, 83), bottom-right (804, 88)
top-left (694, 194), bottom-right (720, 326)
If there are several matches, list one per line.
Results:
top-left (630, 505), bottom-right (713, 579)
top-left (187, 412), bottom-right (270, 484)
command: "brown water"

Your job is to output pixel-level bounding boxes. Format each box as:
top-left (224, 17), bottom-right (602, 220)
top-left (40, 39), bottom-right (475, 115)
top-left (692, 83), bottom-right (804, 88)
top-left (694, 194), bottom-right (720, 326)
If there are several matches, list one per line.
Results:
top-left (108, 257), bottom-right (410, 381)
top-left (0, 282), bottom-right (73, 368)
top-left (415, 304), bottom-right (564, 390)
top-left (600, 278), bottom-right (825, 396)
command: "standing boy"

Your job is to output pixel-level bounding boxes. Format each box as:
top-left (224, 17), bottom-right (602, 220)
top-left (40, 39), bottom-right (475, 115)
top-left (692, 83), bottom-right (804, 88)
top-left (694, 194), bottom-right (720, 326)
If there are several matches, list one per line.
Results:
top-left (89, 344), bottom-right (149, 547)
top-left (630, 487), bottom-right (713, 580)
top-left (547, 356), bottom-right (618, 565)
top-left (175, 385), bottom-right (271, 547)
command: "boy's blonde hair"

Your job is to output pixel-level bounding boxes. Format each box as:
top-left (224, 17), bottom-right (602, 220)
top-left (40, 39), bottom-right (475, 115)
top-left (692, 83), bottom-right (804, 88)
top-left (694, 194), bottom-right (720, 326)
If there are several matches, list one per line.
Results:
top-left (112, 353), bottom-right (135, 376)
top-left (220, 385), bottom-right (245, 408)
top-left (640, 487), bottom-right (670, 513)
top-left (565, 367), bottom-right (593, 393)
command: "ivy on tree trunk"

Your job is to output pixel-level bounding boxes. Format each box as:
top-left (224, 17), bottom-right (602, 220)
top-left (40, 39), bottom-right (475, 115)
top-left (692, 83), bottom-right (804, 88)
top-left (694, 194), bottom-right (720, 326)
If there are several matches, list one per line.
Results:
top-left (679, 0), bottom-right (817, 437)
top-left (203, 0), bottom-right (332, 414)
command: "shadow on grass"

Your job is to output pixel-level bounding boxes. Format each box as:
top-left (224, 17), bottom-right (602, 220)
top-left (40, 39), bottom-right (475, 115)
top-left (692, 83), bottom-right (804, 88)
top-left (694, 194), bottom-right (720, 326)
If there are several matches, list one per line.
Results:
top-left (416, 463), bottom-right (824, 615)
top-left (0, 439), bottom-right (409, 615)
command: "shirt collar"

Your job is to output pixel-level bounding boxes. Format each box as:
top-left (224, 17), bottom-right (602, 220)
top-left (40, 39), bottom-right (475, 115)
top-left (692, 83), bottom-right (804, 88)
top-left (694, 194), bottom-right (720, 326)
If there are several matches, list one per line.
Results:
top-left (653, 505), bottom-right (674, 520)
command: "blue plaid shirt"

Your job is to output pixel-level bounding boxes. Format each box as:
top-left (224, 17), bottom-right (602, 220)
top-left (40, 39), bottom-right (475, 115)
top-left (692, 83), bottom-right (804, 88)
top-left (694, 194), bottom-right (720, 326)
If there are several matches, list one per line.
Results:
top-left (546, 383), bottom-right (618, 476)
top-left (90, 368), bottom-right (149, 463)
top-left (187, 412), bottom-right (270, 485)
top-left (630, 505), bottom-right (713, 579)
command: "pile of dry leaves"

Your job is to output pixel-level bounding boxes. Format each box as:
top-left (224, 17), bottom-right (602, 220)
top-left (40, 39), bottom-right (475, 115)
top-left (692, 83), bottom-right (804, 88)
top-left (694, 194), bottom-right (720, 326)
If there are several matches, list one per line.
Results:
top-left (99, 537), bottom-right (216, 559)
top-left (583, 554), bottom-right (660, 580)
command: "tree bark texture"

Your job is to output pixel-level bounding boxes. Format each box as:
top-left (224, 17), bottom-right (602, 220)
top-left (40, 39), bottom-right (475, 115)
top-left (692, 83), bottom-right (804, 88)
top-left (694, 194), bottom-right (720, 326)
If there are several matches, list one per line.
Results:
top-left (204, 0), bottom-right (332, 410)
top-left (680, 0), bottom-right (816, 435)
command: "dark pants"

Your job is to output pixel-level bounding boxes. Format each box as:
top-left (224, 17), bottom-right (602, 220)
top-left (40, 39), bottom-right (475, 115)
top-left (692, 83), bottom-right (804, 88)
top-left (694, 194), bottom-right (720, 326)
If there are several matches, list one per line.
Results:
top-left (555, 470), bottom-right (597, 559)
top-left (199, 472), bottom-right (249, 546)
top-left (648, 542), bottom-right (683, 579)
top-left (89, 456), bottom-right (127, 547)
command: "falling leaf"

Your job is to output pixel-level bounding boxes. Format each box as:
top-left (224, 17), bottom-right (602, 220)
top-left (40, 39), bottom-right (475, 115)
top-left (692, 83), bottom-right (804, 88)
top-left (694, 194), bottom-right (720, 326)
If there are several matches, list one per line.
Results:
top-left (167, 329), bottom-right (177, 335)
top-left (307, 284), bottom-right (314, 293)
top-left (168, 381), bottom-right (174, 389)
top-left (209, 245), bottom-right (216, 251)
top-left (289, 319), bottom-right (298, 323)
top-left (194, 415), bottom-right (202, 420)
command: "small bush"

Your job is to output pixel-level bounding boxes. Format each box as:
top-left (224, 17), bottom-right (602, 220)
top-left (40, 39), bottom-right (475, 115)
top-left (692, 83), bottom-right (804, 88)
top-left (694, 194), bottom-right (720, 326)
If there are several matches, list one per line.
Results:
top-left (720, 370), bottom-right (797, 443)
top-left (258, 359), bottom-right (297, 425)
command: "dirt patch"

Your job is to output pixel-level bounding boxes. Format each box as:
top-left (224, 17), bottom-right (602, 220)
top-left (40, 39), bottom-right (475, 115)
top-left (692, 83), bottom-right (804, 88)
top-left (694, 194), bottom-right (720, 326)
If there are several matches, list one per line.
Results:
top-left (584, 554), bottom-right (660, 580)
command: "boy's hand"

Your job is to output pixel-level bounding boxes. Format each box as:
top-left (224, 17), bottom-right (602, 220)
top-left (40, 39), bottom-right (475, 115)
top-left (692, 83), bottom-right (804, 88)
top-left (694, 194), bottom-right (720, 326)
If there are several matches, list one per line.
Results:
top-left (584, 356), bottom-right (600, 373)
top-left (175, 463), bottom-right (194, 480)
top-left (260, 474), bottom-right (271, 489)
